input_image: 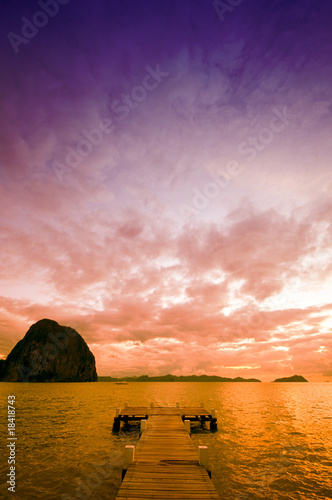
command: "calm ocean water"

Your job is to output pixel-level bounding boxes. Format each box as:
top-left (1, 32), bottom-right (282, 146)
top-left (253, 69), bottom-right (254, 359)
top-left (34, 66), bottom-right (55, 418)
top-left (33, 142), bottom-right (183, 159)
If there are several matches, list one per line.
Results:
top-left (0, 382), bottom-right (331, 500)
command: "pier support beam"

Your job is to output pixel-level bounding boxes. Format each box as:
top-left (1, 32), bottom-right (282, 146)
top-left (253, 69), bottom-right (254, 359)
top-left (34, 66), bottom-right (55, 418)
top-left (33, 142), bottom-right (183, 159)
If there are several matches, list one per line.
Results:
top-left (112, 419), bottom-right (120, 432)
top-left (112, 408), bottom-right (121, 432)
top-left (210, 409), bottom-right (218, 430)
top-left (210, 419), bottom-right (217, 430)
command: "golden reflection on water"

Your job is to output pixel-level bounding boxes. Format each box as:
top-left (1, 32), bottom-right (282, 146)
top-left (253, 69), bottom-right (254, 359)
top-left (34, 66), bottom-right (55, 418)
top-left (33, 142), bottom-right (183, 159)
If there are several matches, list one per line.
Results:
top-left (0, 382), bottom-right (331, 499)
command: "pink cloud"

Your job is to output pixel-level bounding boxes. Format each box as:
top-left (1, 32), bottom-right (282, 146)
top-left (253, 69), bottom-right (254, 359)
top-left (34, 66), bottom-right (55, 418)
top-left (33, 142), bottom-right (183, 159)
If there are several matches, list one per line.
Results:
top-left (0, 174), bottom-right (331, 381)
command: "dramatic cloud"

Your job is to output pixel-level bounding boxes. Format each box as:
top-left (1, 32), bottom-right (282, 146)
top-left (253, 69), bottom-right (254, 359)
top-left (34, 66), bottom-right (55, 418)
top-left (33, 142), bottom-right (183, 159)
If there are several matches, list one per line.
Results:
top-left (0, 0), bottom-right (331, 381)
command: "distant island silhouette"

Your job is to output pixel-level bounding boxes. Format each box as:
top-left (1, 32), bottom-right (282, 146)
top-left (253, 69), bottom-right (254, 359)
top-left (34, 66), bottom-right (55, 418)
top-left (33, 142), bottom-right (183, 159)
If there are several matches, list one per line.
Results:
top-left (273, 375), bottom-right (308, 382)
top-left (0, 320), bottom-right (313, 385)
top-left (99, 374), bottom-right (262, 382)
top-left (0, 319), bottom-right (97, 382)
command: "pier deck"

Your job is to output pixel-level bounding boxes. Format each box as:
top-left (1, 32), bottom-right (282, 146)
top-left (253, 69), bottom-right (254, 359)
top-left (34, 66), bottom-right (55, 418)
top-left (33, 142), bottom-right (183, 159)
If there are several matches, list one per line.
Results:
top-left (115, 407), bottom-right (220, 500)
top-left (113, 405), bottom-right (217, 430)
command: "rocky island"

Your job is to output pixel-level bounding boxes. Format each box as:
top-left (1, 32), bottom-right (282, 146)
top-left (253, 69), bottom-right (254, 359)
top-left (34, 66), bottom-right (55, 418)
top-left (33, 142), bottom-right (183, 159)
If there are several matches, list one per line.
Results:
top-left (0, 359), bottom-right (5, 379)
top-left (99, 374), bottom-right (261, 382)
top-left (0, 319), bottom-right (97, 382)
top-left (273, 375), bottom-right (308, 382)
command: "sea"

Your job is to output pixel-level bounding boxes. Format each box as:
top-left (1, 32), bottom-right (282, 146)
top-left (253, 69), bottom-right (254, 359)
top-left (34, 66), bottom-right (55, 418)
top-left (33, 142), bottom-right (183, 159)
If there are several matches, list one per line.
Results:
top-left (0, 382), bottom-right (331, 500)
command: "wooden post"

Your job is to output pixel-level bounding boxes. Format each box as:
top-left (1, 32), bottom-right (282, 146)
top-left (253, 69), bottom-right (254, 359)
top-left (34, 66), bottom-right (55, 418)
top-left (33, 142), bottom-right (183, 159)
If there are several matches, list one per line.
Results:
top-left (124, 445), bottom-right (135, 467)
top-left (124, 402), bottom-right (128, 408)
top-left (210, 409), bottom-right (217, 430)
top-left (176, 402), bottom-right (180, 408)
top-left (184, 419), bottom-right (191, 433)
top-left (150, 402), bottom-right (154, 408)
top-left (115, 408), bottom-right (120, 417)
top-left (140, 419), bottom-right (147, 432)
top-left (112, 418), bottom-right (120, 432)
top-left (198, 446), bottom-right (209, 467)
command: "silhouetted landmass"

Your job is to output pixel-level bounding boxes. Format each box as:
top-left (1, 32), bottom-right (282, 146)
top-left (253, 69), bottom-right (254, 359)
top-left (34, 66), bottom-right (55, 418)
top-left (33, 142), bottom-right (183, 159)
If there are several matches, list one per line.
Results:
top-left (0, 319), bottom-right (97, 382)
top-left (0, 359), bottom-right (5, 379)
top-left (274, 375), bottom-right (308, 382)
top-left (98, 374), bottom-right (261, 382)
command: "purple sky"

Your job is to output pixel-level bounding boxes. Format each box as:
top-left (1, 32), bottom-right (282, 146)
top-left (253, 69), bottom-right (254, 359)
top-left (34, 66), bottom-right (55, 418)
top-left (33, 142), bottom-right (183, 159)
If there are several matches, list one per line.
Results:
top-left (0, 0), bottom-right (332, 380)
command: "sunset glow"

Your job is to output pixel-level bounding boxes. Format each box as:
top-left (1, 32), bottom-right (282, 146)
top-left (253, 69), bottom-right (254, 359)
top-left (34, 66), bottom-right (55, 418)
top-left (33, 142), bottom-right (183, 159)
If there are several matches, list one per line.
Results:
top-left (0, 0), bottom-right (331, 381)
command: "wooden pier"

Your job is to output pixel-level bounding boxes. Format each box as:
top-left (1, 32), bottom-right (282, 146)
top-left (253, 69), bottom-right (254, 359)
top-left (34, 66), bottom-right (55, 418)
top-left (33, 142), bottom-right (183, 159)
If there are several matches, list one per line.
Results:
top-left (113, 404), bottom-right (217, 432)
top-left (115, 406), bottom-right (220, 500)
top-left (179, 406), bottom-right (218, 430)
top-left (112, 406), bottom-right (149, 431)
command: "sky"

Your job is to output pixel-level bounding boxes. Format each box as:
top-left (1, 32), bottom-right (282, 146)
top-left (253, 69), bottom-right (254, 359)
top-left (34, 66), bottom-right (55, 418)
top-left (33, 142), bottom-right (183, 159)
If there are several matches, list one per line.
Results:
top-left (0, 0), bottom-right (331, 381)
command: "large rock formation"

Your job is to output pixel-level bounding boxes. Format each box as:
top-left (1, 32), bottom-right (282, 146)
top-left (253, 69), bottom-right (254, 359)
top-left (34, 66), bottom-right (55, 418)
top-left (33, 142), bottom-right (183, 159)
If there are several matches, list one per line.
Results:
top-left (0, 319), bottom-right (97, 382)
top-left (274, 375), bottom-right (308, 382)
top-left (0, 359), bottom-right (5, 379)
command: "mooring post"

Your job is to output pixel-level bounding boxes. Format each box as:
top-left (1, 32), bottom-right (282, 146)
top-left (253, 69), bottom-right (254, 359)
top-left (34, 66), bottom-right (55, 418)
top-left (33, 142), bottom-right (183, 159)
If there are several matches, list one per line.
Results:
top-left (210, 409), bottom-right (218, 430)
top-left (184, 419), bottom-right (191, 434)
top-left (122, 445), bottom-right (135, 480)
top-left (198, 446), bottom-right (211, 477)
top-left (140, 419), bottom-right (147, 433)
top-left (112, 408), bottom-right (121, 432)
top-left (124, 445), bottom-right (135, 467)
top-left (112, 420), bottom-right (120, 432)
top-left (198, 446), bottom-right (209, 467)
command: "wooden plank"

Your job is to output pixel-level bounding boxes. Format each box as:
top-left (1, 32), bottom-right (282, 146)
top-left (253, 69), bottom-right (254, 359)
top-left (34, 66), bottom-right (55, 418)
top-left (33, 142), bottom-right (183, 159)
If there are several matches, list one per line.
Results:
top-left (115, 407), bottom-right (220, 500)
